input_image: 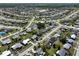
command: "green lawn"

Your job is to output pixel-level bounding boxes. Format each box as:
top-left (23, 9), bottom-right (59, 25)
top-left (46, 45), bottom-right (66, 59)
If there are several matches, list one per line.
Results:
top-left (69, 47), bottom-right (75, 56)
top-left (20, 33), bottom-right (32, 39)
top-left (55, 40), bottom-right (63, 48)
top-left (0, 45), bottom-right (8, 54)
top-left (46, 40), bottom-right (63, 56)
top-left (60, 30), bottom-right (71, 37)
top-left (46, 47), bottom-right (56, 56)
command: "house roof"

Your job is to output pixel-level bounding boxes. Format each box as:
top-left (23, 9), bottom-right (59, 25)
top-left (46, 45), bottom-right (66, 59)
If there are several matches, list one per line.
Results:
top-left (54, 33), bottom-right (60, 37)
top-left (71, 34), bottom-right (76, 39)
top-left (63, 43), bottom-right (72, 49)
top-left (12, 35), bottom-right (19, 39)
top-left (20, 32), bottom-right (27, 35)
top-left (31, 35), bottom-right (37, 39)
top-left (1, 50), bottom-right (11, 56)
top-left (26, 27), bottom-right (32, 32)
top-left (22, 38), bottom-right (30, 45)
top-left (56, 48), bottom-right (67, 56)
top-left (11, 43), bottom-right (23, 50)
top-left (0, 38), bottom-right (11, 44)
top-left (32, 24), bottom-right (38, 30)
top-left (36, 48), bottom-right (43, 55)
top-left (67, 39), bottom-right (74, 43)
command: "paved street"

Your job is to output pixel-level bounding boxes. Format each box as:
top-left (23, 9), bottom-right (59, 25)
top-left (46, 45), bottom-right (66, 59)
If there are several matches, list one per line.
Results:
top-left (0, 16), bottom-right (25, 23)
top-left (0, 24), bottom-right (22, 29)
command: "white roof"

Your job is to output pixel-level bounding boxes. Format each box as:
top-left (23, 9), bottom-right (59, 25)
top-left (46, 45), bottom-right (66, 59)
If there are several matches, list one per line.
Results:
top-left (1, 50), bottom-right (11, 56)
top-left (54, 33), bottom-right (60, 37)
top-left (39, 10), bottom-right (47, 12)
top-left (71, 34), bottom-right (76, 39)
top-left (22, 39), bottom-right (30, 45)
top-left (12, 43), bottom-right (23, 50)
top-left (63, 43), bottom-right (72, 49)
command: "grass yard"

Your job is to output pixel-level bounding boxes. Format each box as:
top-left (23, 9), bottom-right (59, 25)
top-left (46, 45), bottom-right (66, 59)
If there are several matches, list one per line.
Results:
top-left (46, 47), bottom-right (56, 56)
top-left (69, 46), bottom-right (75, 56)
top-left (20, 33), bottom-right (32, 40)
top-left (46, 40), bottom-right (63, 56)
top-left (0, 45), bottom-right (8, 54)
top-left (54, 40), bottom-right (63, 48)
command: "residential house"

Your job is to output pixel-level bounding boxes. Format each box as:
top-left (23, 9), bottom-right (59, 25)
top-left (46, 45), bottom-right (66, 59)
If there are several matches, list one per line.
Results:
top-left (1, 50), bottom-right (11, 56)
top-left (21, 38), bottom-right (30, 45)
top-left (35, 48), bottom-right (45, 56)
top-left (70, 34), bottom-right (76, 40)
top-left (31, 35), bottom-right (38, 41)
top-left (4, 29), bottom-right (12, 33)
top-left (19, 32), bottom-right (27, 35)
top-left (26, 27), bottom-right (32, 32)
top-left (67, 39), bottom-right (75, 44)
top-left (63, 43), bottom-right (72, 49)
top-left (0, 38), bottom-right (11, 45)
top-left (53, 33), bottom-right (60, 38)
top-left (11, 43), bottom-right (23, 50)
top-left (12, 35), bottom-right (20, 39)
top-left (56, 48), bottom-right (68, 56)
top-left (32, 24), bottom-right (38, 30)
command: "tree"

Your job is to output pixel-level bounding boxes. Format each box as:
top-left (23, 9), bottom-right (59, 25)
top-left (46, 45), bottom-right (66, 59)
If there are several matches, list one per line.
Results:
top-left (7, 45), bottom-right (10, 50)
top-left (37, 23), bottom-right (45, 29)
top-left (34, 46), bottom-right (37, 50)
top-left (58, 46), bottom-right (60, 50)
top-left (38, 43), bottom-right (41, 48)
top-left (53, 44), bottom-right (56, 48)
top-left (42, 44), bottom-right (49, 56)
top-left (60, 32), bottom-right (66, 44)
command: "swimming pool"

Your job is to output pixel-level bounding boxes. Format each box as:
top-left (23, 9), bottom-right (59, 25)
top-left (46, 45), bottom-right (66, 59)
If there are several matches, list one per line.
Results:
top-left (0, 32), bottom-right (6, 35)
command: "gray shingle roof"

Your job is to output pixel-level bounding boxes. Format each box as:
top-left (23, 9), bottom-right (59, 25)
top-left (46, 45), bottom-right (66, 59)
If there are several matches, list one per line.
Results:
top-left (11, 43), bottom-right (23, 50)
top-left (31, 35), bottom-right (37, 39)
top-left (56, 48), bottom-right (67, 56)
top-left (67, 39), bottom-right (74, 43)
top-left (0, 38), bottom-right (11, 44)
top-left (63, 43), bottom-right (72, 49)
top-left (36, 48), bottom-right (43, 55)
